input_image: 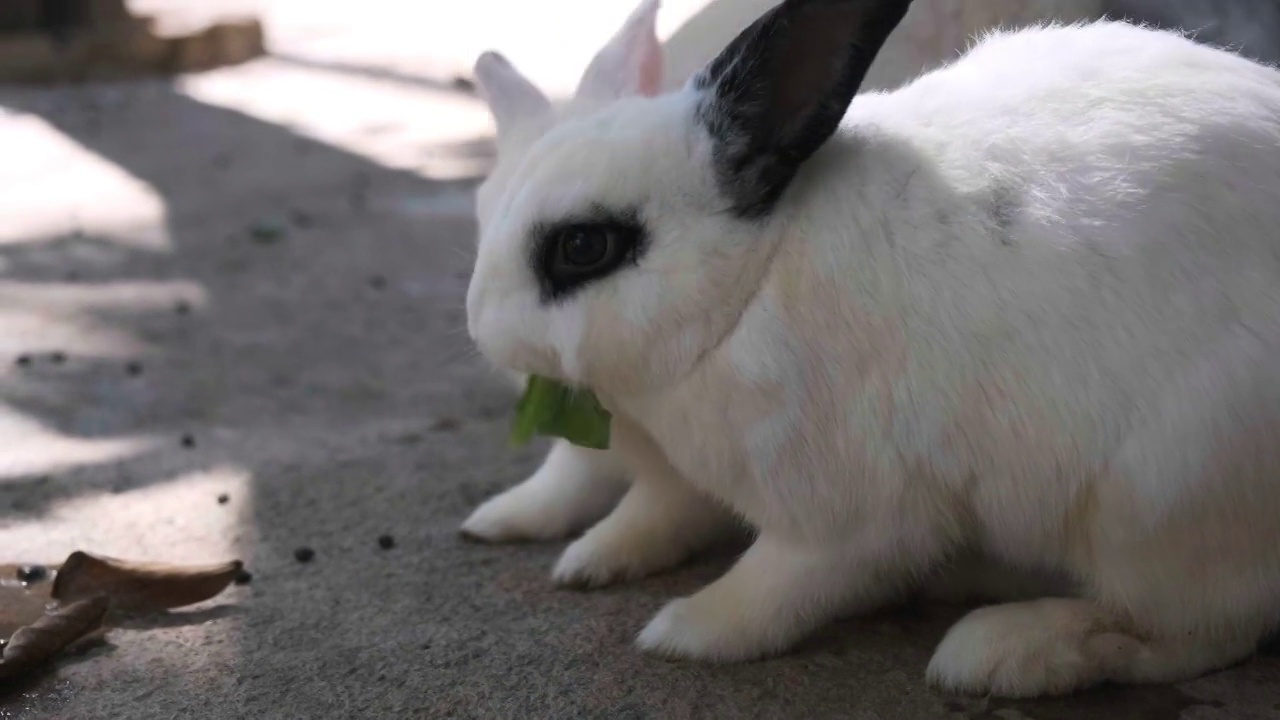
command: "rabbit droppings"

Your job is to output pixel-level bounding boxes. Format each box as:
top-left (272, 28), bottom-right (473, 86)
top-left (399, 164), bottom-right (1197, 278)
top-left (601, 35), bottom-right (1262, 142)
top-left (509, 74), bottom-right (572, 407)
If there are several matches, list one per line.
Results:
top-left (464, 0), bottom-right (1280, 699)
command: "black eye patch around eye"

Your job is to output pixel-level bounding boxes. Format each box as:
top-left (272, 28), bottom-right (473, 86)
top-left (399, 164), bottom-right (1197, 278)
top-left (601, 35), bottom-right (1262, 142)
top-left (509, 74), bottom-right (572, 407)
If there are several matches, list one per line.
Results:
top-left (530, 208), bottom-right (648, 303)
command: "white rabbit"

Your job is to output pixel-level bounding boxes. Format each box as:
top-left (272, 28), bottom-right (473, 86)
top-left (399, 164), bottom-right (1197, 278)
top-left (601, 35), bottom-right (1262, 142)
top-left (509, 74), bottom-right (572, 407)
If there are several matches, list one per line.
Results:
top-left (465, 0), bottom-right (1280, 698)
top-left (459, 0), bottom-right (1108, 552)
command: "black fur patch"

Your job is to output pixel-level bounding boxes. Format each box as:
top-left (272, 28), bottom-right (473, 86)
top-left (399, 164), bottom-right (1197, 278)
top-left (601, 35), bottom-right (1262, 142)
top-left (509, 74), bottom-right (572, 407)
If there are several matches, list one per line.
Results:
top-left (528, 206), bottom-right (649, 303)
top-left (694, 0), bottom-right (914, 219)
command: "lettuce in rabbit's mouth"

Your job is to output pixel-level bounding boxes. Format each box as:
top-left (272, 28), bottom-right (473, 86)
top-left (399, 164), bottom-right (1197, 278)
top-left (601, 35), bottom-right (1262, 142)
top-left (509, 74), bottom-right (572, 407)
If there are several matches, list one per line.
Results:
top-left (511, 375), bottom-right (612, 450)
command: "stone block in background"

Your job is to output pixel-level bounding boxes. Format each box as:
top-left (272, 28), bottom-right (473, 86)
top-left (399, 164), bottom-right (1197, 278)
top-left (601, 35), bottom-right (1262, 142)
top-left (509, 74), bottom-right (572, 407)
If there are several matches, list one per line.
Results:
top-left (0, 0), bottom-right (265, 82)
top-left (0, 1), bottom-right (45, 35)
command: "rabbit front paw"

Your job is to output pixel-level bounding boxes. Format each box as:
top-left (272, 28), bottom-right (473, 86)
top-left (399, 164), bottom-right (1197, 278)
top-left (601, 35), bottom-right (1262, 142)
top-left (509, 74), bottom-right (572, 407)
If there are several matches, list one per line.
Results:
top-left (460, 478), bottom-right (614, 543)
top-left (551, 473), bottom-right (738, 588)
top-left (460, 441), bottom-right (627, 543)
top-left (636, 533), bottom-right (914, 661)
top-left (635, 592), bottom-right (771, 661)
top-left (551, 525), bottom-right (681, 588)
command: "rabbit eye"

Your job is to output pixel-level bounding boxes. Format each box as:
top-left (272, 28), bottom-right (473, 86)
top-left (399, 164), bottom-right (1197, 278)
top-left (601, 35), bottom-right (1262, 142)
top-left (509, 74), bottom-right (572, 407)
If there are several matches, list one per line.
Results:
top-left (534, 212), bottom-right (646, 302)
top-left (559, 227), bottom-right (611, 268)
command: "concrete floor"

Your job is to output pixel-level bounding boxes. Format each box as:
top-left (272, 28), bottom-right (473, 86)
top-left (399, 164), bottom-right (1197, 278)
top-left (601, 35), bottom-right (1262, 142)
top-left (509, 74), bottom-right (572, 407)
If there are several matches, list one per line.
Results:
top-left (1, 2), bottom-right (1278, 718)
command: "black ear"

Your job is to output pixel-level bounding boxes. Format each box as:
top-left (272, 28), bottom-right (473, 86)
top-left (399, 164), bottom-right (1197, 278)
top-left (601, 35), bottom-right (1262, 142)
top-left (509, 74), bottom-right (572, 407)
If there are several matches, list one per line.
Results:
top-left (693, 0), bottom-right (913, 218)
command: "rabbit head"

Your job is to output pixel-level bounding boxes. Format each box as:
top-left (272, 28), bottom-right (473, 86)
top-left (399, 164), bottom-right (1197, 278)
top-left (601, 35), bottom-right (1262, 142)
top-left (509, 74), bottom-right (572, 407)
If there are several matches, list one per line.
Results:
top-left (472, 0), bottom-right (665, 236)
top-left (467, 0), bottom-right (914, 394)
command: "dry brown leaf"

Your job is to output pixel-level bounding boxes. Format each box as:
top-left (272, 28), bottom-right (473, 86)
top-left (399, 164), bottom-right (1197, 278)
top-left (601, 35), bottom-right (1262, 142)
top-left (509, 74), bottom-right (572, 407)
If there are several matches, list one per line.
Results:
top-left (0, 596), bottom-right (108, 681)
top-left (52, 551), bottom-right (243, 613)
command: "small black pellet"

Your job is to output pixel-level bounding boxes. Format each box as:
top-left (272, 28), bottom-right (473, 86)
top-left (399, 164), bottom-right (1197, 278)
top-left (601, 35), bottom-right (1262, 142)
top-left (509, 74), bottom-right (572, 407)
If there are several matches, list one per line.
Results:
top-left (430, 417), bottom-right (461, 433)
top-left (49, 352), bottom-right (66, 364)
top-left (293, 547), bottom-right (315, 563)
top-left (14, 355), bottom-right (31, 367)
top-left (233, 569), bottom-right (253, 585)
top-left (377, 534), bottom-right (395, 550)
top-left (16, 565), bottom-right (48, 583)
top-left (180, 434), bottom-right (195, 448)
top-left (125, 361), bottom-right (143, 376)
top-left (249, 220), bottom-right (286, 244)
top-left (217, 493), bottom-right (229, 505)
top-left (368, 275), bottom-right (387, 290)
top-left (174, 301), bottom-right (191, 315)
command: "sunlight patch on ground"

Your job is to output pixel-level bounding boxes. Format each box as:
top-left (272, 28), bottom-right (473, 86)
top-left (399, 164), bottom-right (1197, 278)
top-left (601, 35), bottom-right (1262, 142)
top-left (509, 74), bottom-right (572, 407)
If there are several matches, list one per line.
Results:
top-left (0, 405), bottom-right (160, 483)
top-left (178, 57), bottom-right (495, 180)
top-left (0, 115), bottom-right (169, 248)
top-left (2, 464), bottom-right (254, 560)
top-left (169, 0), bottom-right (731, 180)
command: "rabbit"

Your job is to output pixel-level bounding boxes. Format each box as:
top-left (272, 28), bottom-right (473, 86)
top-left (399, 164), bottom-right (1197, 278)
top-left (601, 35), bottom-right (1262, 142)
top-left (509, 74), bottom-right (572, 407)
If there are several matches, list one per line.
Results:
top-left (459, 0), bottom-right (1280, 549)
top-left (464, 0), bottom-right (1280, 698)
top-left (459, 0), bottom-right (1108, 553)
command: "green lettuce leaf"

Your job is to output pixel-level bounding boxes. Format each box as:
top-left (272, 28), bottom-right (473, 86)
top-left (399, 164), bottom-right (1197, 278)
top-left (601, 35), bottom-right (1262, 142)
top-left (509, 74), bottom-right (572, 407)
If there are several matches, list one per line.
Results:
top-left (510, 375), bottom-right (612, 450)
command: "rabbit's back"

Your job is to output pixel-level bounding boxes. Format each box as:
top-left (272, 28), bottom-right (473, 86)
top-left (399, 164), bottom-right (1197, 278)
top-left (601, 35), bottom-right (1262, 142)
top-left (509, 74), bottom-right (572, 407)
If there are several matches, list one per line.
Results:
top-left (874, 20), bottom-right (1280, 396)
top-left (835, 19), bottom-right (1280, 391)
top-left (656, 20), bottom-right (1280, 545)
top-left (874, 20), bottom-right (1280, 206)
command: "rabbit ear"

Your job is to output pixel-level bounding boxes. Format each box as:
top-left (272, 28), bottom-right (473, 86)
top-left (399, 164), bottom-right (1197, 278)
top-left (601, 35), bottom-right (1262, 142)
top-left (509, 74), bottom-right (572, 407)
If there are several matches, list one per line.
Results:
top-left (473, 51), bottom-right (553, 137)
top-left (694, 0), bottom-right (912, 218)
top-left (574, 0), bottom-right (665, 102)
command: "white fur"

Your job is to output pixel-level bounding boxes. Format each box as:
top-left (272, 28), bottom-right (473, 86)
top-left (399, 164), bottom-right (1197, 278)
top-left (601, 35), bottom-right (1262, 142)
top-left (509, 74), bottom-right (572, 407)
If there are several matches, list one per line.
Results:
top-left (460, 441), bottom-right (628, 542)
top-left (461, 0), bottom-right (1108, 553)
top-left (468, 7), bottom-right (1280, 698)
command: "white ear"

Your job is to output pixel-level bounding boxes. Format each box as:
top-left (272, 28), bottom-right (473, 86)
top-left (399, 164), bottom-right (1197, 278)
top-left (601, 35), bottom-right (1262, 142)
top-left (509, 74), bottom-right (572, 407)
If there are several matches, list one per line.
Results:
top-left (473, 51), bottom-right (552, 137)
top-left (574, 0), bottom-right (665, 102)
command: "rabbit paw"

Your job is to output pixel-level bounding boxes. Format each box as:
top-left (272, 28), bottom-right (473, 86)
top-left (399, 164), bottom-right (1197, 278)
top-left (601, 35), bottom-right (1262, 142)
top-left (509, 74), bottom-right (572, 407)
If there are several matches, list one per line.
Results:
top-left (551, 525), bottom-right (683, 588)
top-left (461, 489), bottom-right (574, 543)
top-left (552, 476), bottom-right (737, 588)
top-left (460, 442), bottom-right (626, 543)
top-left (635, 593), bottom-right (768, 661)
top-left (634, 534), bottom-right (899, 662)
top-left (926, 599), bottom-right (1138, 697)
top-left (927, 597), bottom-right (1263, 697)
top-left (460, 479), bottom-right (612, 543)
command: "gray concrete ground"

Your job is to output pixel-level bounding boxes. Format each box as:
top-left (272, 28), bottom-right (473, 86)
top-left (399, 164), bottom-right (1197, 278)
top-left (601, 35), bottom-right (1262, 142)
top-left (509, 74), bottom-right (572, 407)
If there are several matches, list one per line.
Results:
top-left (1, 2), bottom-right (1278, 718)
